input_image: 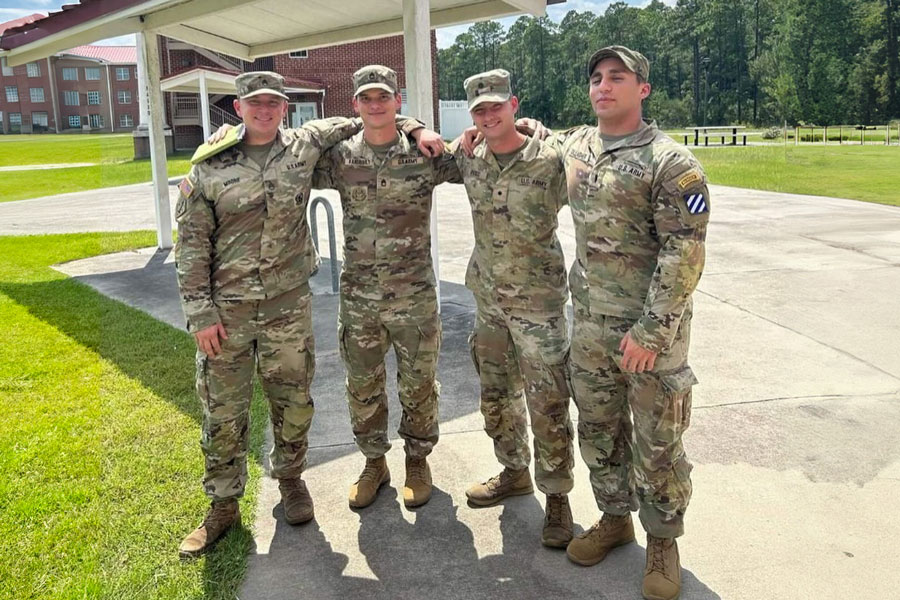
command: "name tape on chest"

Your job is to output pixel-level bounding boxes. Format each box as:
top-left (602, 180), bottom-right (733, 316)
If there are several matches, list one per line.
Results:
top-left (393, 157), bottom-right (426, 167)
top-left (223, 177), bottom-right (240, 187)
top-left (517, 176), bottom-right (548, 190)
top-left (345, 157), bottom-right (374, 167)
top-left (285, 161), bottom-right (306, 171)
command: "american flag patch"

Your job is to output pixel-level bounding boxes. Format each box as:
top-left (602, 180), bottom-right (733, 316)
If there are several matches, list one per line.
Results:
top-left (178, 177), bottom-right (193, 197)
top-left (684, 192), bottom-right (708, 214)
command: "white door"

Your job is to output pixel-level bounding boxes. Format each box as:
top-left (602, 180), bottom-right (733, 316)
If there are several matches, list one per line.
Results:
top-left (290, 102), bottom-right (318, 127)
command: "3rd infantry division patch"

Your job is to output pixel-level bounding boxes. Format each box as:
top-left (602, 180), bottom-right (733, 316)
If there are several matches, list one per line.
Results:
top-left (684, 192), bottom-right (708, 214)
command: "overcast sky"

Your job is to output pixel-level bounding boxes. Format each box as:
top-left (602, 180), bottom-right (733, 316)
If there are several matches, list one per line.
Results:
top-left (1, 0), bottom-right (677, 48)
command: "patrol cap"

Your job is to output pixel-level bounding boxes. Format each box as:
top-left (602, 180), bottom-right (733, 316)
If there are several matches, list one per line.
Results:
top-left (587, 45), bottom-right (650, 80)
top-left (353, 65), bottom-right (399, 96)
top-left (235, 71), bottom-right (289, 100)
top-left (464, 69), bottom-right (512, 110)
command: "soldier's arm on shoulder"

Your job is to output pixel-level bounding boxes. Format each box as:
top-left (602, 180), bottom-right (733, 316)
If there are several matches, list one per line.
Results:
top-left (394, 114), bottom-right (425, 136)
top-left (549, 147), bottom-right (569, 210)
top-left (629, 151), bottom-right (709, 353)
top-left (300, 116), bottom-right (363, 150)
top-left (312, 145), bottom-right (338, 190)
top-left (432, 143), bottom-right (463, 184)
top-left (173, 166), bottom-right (220, 332)
top-left (544, 125), bottom-right (582, 156)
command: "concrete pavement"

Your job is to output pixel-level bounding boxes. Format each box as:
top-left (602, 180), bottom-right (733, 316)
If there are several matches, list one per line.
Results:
top-left (9, 179), bottom-right (900, 598)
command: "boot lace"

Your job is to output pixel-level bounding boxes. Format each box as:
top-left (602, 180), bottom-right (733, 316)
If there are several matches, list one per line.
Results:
top-left (546, 496), bottom-right (565, 526)
top-left (407, 459), bottom-right (426, 480)
top-left (359, 460), bottom-right (383, 483)
top-left (648, 537), bottom-right (670, 574)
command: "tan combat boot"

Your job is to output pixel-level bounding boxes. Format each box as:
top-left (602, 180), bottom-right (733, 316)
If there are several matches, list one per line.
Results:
top-left (348, 456), bottom-right (390, 508)
top-left (178, 498), bottom-right (240, 558)
top-left (403, 456), bottom-right (432, 508)
top-left (566, 512), bottom-right (635, 566)
top-left (279, 477), bottom-right (314, 525)
top-left (465, 467), bottom-right (534, 506)
top-left (541, 493), bottom-right (573, 548)
top-left (642, 535), bottom-right (681, 600)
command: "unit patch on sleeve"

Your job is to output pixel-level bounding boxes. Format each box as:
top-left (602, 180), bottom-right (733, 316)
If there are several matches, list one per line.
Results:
top-left (684, 192), bottom-right (708, 214)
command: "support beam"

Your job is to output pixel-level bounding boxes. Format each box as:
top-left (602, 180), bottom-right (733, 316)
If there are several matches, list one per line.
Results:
top-left (139, 32), bottom-right (173, 250)
top-left (402, 0), bottom-right (441, 308)
top-left (198, 70), bottom-right (211, 140)
top-left (136, 33), bottom-right (150, 127)
top-left (158, 24), bottom-right (253, 60)
top-left (502, 0), bottom-right (547, 16)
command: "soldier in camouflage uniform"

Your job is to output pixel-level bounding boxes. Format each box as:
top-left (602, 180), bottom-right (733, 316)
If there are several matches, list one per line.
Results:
top-left (450, 69), bottom-right (576, 549)
top-left (174, 72), bottom-right (434, 557)
top-left (549, 47), bottom-right (709, 600)
top-left (313, 65), bottom-right (461, 510)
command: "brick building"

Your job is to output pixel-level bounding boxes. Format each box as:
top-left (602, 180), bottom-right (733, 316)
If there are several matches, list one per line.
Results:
top-left (1, 12), bottom-right (139, 134)
top-left (159, 33), bottom-right (439, 150)
top-left (2, 12), bottom-right (438, 145)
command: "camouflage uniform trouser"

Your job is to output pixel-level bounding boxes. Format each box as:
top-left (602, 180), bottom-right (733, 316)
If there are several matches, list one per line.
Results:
top-left (197, 285), bottom-right (315, 500)
top-left (469, 295), bottom-right (575, 495)
top-left (338, 288), bottom-right (441, 459)
top-left (569, 298), bottom-right (697, 538)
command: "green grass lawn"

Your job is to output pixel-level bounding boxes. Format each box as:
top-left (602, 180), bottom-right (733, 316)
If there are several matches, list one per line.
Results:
top-left (0, 134), bottom-right (192, 203)
top-left (693, 144), bottom-right (900, 206)
top-left (0, 232), bottom-right (267, 599)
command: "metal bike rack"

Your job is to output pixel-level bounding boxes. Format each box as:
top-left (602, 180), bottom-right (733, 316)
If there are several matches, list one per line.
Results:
top-left (309, 196), bottom-right (339, 293)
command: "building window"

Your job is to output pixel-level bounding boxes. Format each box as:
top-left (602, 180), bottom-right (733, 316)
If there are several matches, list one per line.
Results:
top-left (289, 50), bottom-right (308, 58)
top-left (119, 114), bottom-right (134, 128)
top-left (85, 67), bottom-right (101, 81)
top-left (64, 90), bottom-right (80, 106)
top-left (68, 115), bottom-right (81, 128)
top-left (89, 114), bottom-right (104, 128)
top-left (116, 67), bottom-right (130, 81)
top-left (26, 62), bottom-right (40, 77)
top-left (1, 57), bottom-right (12, 76)
top-left (32, 112), bottom-right (48, 128)
top-left (30, 88), bottom-right (45, 103)
top-left (62, 67), bottom-right (78, 81)
top-left (117, 90), bottom-right (132, 104)
top-left (5, 86), bottom-right (18, 103)
top-left (9, 112), bottom-right (22, 133)
top-left (87, 91), bottom-right (101, 105)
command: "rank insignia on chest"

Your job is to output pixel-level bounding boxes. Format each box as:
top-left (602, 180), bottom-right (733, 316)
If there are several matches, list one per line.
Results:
top-left (351, 186), bottom-right (368, 201)
top-left (178, 177), bottom-right (193, 197)
top-left (684, 192), bottom-right (708, 214)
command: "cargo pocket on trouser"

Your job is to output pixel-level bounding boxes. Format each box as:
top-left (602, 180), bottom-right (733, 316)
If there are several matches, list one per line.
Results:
top-left (659, 365), bottom-right (698, 434)
top-left (468, 331), bottom-right (481, 375)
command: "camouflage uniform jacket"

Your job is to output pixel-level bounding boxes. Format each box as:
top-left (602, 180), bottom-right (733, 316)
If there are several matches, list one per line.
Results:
top-left (174, 118), bottom-right (363, 332)
top-left (314, 131), bottom-right (461, 301)
top-left (452, 135), bottom-right (569, 310)
top-left (550, 120), bottom-right (709, 353)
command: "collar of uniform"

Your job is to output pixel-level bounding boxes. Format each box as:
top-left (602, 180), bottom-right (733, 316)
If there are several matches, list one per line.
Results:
top-left (350, 129), bottom-right (413, 162)
top-left (473, 133), bottom-right (540, 167)
top-left (598, 119), bottom-right (659, 154)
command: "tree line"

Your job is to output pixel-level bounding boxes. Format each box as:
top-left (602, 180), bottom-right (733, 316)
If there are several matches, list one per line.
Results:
top-left (437, 0), bottom-right (900, 128)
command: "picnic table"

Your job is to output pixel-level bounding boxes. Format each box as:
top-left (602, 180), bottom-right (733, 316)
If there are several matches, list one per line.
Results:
top-left (685, 125), bottom-right (747, 146)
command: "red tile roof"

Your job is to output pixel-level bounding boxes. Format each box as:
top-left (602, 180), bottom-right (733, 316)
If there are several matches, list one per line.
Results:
top-left (63, 44), bottom-right (137, 63)
top-left (0, 13), bottom-right (47, 36)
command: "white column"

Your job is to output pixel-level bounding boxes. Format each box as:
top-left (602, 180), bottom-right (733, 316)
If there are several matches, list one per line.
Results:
top-left (199, 70), bottom-right (211, 140)
top-left (135, 32), bottom-right (150, 127)
top-left (106, 64), bottom-right (115, 131)
top-left (402, 0), bottom-right (441, 309)
top-left (140, 31), bottom-right (173, 250)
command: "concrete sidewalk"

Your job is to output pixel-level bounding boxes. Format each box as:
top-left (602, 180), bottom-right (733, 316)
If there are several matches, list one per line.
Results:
top-left (37, 182), bottom-right (900, 599)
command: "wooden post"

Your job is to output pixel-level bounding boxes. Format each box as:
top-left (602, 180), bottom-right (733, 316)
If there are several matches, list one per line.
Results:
top-left (139, 32), bottom-right (173, 250)
top-left (839, 125), bottom-right (842, 144)
top-left (823, 125), bottom-right (827, 145)
top-left (402, 0), bottom-right (440, 310)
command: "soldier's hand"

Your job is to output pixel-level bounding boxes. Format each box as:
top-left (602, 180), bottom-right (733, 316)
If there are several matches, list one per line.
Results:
top-left (619, 332), bottom-right (657, 373)
top-left (194, 322), bottom-right (229, 358)
top-left (458, 126), bottom-right (482, 157)
top-left (207, 124), bottom-right (234, 144)
top-left (412, 127), bottom-right (445, 157)
top-left (515, 118), bottom-right (549, 140)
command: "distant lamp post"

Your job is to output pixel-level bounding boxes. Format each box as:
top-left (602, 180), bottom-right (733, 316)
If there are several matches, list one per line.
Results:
top-left (701, 56), bottom-right (711, 126)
